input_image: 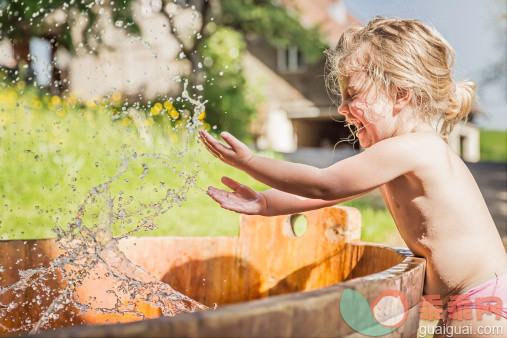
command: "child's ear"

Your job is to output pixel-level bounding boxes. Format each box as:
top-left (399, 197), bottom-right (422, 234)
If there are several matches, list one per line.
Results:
top-left (393, 87), bottom-right (411, 115)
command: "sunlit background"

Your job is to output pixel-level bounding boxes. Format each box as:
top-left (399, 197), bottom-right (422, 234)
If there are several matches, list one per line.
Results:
top-left (0, 1), bottom-right (505, 336)
top-left (0, 0), bottom-right (505, 246)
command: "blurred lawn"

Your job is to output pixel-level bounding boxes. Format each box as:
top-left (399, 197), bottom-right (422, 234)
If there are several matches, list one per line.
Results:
top-left (480, 129), bottom-right (507, 162)
top-left (0, 85), bottom-right (397, 244)
top-left (342, 196), bottom-right (398, 245)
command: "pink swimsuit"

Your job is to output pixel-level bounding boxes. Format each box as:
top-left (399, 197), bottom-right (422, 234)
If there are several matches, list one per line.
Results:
top-left (444, 269), bottom-right (507, 324)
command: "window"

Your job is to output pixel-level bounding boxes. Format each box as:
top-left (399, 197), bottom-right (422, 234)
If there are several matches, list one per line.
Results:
top-left (277, 46), bottom-right (305, 73)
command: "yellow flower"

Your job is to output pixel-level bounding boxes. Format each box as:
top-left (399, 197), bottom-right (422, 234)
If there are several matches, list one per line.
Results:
top-left (151, 102), bottom-right (163, 116)
top-left (121, 118), bottom-right (131, 126)
top-left (170, 134), bottom-right (178, 143)
top-left (169, 108), bottom-right (179, 119)
top-left (86, 97), bottom-right (98, 108)
top-left (203, 122), bottom-right (210, 131)
top-left (112, 92), bottom-right (122, 103)
top-left (51, 95), bottom-right (61, 106)
top-left (31, 99), bottom-right (43, 110)
top-left (163, 101), bottom-right (173, 110)
top-left (198, 110), bottom-right (206, 121)
top-left (64, 94), bottom-right (77, 106)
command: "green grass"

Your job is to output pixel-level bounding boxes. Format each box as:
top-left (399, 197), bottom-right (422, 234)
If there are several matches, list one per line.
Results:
top-left (480, 129), bottom-right (507, 162)
top-left (0, 86), bottom-right (268, 240)
top-left (0, 85), bottom-right (398, 244)
top-left (342, 197), bottom-right (398, 244)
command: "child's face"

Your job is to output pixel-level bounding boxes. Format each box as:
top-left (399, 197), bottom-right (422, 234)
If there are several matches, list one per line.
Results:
top-left (337, 73), bottom-right (398, 148)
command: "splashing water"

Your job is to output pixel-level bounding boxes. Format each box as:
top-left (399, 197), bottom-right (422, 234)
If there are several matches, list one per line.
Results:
top-left (0, 0), bottom-right (222, 333)
top-left (132, 37), bottom-right (159, 59)
top-left (0, 148), bottom-right (209, 334)
top-left (0, 75), bottom-right (212, 333)
top-left (176, 77), bottom-right (208, 135)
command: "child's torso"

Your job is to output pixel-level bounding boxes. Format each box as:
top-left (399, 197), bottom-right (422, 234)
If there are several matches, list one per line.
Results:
top-left (379, 135), bottom-right (507, 304)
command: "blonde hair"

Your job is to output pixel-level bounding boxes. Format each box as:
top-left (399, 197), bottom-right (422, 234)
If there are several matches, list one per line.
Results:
top-left (326, 17), bottom-right (477, 138)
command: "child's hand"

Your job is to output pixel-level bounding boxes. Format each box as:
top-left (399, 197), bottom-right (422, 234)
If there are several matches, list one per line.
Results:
top-left (207, 176), bottom-right (267, 215)
top-left (199, 130), bottom-right (254, 170)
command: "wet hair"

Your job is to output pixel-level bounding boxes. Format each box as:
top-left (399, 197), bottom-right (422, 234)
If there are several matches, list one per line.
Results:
top-left (325, 17), bottom-right (477, 138)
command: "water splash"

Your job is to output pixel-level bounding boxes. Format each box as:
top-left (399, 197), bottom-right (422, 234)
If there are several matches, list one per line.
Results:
top-left (179, 78), bottom-right (207, 135)
top-left (132, 37), bottom-right (158, 59)
top-left (0, 78), bottom-right (212, 333)
top-left (0, 150), bottom-right (208, 334)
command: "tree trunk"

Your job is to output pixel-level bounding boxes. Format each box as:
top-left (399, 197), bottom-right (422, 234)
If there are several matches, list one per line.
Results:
top-left (11, 39), bottom-right (31, 82)
top-left (48, 38), bottom-right (64, 94)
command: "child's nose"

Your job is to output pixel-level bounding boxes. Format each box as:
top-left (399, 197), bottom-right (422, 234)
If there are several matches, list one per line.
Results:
top-left (338, 102), bottom-right (349, 116)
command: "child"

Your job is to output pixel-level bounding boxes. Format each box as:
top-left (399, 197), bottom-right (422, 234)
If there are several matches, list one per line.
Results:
top-left (199, 17), bottom-right (507, 333)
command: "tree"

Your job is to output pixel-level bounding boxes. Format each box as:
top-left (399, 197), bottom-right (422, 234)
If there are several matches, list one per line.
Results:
top-left (1, 0), bottom-right (326, 137)
top-left (0, 0), bottom-right (139, 91)
top-left (156, 0), bottom-right (326, 138)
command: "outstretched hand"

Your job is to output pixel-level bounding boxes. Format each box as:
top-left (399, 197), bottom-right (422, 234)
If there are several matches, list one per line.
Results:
top-left (206, 177), bottom-right (267, 215)
top-left (199, 130), bottom-right (254, 170)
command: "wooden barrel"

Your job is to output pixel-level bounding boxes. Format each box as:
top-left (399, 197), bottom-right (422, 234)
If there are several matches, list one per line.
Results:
top-left (0, 206), bottom-right (426, 337)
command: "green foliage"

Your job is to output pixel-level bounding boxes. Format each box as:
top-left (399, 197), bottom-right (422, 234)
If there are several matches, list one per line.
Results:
top-left (0, 0), bottom-right (139, 52)
top-left (222, 0), bottom-right (327, 64)
top-left (199, 0), bottom-right (327, 138)
top-left (1, 0), bottom-right (326, 140)
top-left (201, 27), bottom-right (257, 140)
top-left (342, 197), bottom-right (398, 244)
top-left (480, 129), bottom-right (507, 162)
top-left (196, 0), bottom-right (326, 138)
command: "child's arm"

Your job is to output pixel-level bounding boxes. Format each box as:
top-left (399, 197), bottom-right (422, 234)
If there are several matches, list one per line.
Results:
top-left (207, 176), bottom-right (375, 216)
top-left (200, 130), bottom-right (422, 200)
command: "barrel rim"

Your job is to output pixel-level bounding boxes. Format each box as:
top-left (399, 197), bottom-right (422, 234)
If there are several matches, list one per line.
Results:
top-left (32, 241), bottom-right (426, 337)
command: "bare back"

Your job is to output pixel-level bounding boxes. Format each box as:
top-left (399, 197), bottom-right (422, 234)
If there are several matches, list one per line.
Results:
top-left (379, 132), bottom-right (507, 303)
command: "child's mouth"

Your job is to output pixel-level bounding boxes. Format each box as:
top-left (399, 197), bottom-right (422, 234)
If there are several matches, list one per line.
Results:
top-left (348, 119), bottom-right (364, 131)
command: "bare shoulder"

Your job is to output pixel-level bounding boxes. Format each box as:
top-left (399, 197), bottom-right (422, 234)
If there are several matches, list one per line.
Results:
top-left (397, 132), bottom-right (448, 157)
top-left (364, 132), bottom-right (449, 172)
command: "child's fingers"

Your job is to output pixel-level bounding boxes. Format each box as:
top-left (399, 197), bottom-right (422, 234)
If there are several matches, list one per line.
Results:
top-left (199, 130), bottom-right (217, 151)
top-left (206, 186), bottom-right (253, 214)
top-left (221, 176), bottom-right (242, 191)
top-left (207, 186), bottom-right (235, 203)
top-left (220, 132), bottom-right (244, 153)
top-left (206, 186), bottom-right (218, 201)
top-left (207, 187), bottom-right (238, 210)
top-left (199, 130), bottom-right (217, 150)
top-left (206, 186), bottom-right (227, 203)
top-left (203, 130), bottom-right (232, 154)
top-left (202, 139), bottom-right (221, 159)
top-left (199, 131), bottom-right (222, 159)
top-left (204, 139), bottom-right (221, 159)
